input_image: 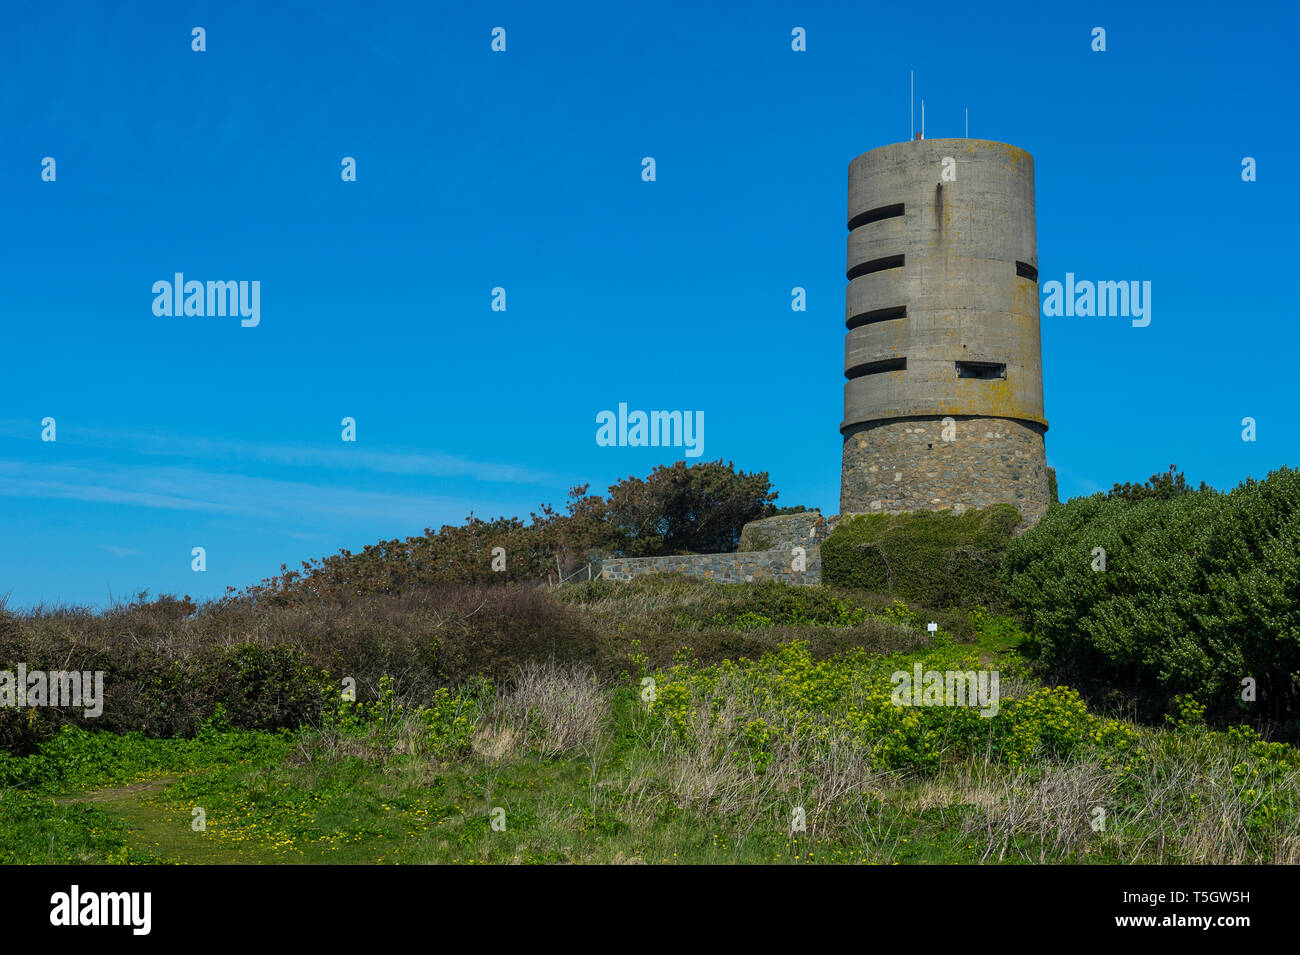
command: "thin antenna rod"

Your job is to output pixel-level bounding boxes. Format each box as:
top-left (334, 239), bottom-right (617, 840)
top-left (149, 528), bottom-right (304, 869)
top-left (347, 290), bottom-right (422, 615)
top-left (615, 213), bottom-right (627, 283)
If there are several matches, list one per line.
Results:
top-left (921, 99), bottom-right (925, 140)
top-left (910, 71), bottom-right (914, 140)
top-left (965, 108), bottom-right (968, 138)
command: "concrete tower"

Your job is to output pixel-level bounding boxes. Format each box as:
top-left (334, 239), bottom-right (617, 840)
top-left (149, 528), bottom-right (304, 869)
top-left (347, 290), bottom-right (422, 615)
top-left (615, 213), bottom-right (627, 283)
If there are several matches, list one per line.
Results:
top-left (839, 138), bottom-right (1051, 525)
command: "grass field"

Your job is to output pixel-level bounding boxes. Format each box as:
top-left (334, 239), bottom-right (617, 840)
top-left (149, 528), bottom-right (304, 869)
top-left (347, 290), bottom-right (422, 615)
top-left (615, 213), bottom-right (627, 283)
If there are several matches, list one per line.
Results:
top-left (4, 582), bottom-right (1297, 865)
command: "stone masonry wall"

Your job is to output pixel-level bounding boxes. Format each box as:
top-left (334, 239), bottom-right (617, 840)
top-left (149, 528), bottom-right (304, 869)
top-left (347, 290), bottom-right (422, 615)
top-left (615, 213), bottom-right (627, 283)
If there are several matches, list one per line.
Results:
top-left (737, 511), bottom-right (831, 552)
top-left (600, 548), bottom-right (821, 586)
top-left (601, 512), bottom-right (828, 586)
top-left (840, 414), bottom-right (1050, 526)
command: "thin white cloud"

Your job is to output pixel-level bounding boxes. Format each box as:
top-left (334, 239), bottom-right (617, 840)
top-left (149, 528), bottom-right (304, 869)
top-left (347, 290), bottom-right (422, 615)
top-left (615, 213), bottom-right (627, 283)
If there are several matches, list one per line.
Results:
top-left (0, 459), bottom-right (488, 525)
top-left (0, 420), bottom-right (560, 486)
top-left (99, 544), bottom-right (142, 558)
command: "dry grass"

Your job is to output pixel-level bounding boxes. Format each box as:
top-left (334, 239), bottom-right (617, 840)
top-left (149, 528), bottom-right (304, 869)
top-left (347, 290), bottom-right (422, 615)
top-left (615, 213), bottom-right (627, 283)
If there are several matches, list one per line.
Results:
top-left (622, 665), bottom-right (891, 843)
top-left (966, 759), bottom-right (1118, 862)
top-left (482, 662), bottom-right (608, 760)
top-left (1104, 731), bottom-right (1300, 864)
top-left (955, 728), bottom-right (1300, 864)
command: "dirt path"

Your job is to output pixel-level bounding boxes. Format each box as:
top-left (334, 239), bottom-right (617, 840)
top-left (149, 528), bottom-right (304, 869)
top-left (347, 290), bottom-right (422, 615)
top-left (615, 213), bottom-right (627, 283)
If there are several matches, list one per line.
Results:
top-left (58, 778), bottom-right (255, 864)
top-left (57, 778), bottom-right (175, 805)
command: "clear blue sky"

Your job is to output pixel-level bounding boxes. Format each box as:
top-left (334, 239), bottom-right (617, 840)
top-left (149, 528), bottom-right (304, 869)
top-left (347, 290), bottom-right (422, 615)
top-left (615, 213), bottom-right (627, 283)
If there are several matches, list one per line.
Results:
top-left (2, 0), bottom-right (1296, 608)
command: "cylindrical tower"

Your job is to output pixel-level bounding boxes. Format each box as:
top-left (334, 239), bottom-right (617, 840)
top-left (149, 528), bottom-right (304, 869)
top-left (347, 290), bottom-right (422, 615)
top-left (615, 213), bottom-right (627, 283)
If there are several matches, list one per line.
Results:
top-left (839, 138), bottom-right (1051, 525)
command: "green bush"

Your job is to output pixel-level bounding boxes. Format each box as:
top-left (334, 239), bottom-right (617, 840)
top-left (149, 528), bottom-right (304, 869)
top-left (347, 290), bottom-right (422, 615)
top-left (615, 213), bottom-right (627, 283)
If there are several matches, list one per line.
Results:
top-left (646, 640), bottom-right (1138, 776)
top-left (822, 505), bottom-right (1021, 608)
top-left (698, 582), bottom-right (869, 629)
top-left (220, 643), bottom-right (322, 731)
top-left (0, 718), bottom-right (288, 793)
top-left (1003, 467), bottom-right (1300, 718)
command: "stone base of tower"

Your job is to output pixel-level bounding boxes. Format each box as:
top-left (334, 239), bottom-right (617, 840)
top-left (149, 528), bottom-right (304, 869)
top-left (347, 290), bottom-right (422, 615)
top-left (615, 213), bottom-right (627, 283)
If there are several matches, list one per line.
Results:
top-left (840, 415), bottom-right (1050, 528)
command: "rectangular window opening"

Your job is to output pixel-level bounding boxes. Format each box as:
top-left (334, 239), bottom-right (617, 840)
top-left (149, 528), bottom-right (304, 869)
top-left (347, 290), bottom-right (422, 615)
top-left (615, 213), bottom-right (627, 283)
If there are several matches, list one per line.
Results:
top-left (956, 361), bottom-right (1007, 380)
top-left (1015, 261), bottom-right (1038, 282)
top-left (848, 202), bottom-right (905, 231)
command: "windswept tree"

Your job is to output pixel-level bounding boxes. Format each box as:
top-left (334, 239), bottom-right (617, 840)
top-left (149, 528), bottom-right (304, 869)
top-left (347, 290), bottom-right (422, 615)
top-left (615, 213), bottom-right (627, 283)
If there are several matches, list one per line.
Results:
top-left (602, 460), bottom-right (780, 557)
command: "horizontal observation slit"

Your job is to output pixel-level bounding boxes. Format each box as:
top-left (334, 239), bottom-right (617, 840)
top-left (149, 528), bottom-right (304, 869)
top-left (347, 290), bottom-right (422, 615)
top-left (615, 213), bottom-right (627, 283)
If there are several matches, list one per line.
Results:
top-left (847, 202), bottom-right (905, 231)
top-left (846, 254), bottom-right (905, 281)
top-left (846, 305), bottom-right (906, 330)
top-left (1015, 261), bottom-right (1038, 281)
top-left (846, 357), bottom-right (906, 380)
top-left (956, 361), bottom-right (1006, 380)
